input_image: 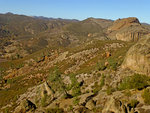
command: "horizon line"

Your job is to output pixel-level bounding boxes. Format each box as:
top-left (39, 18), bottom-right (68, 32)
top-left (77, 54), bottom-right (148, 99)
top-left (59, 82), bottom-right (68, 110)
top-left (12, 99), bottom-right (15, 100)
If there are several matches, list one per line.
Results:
top-left (0, 11), bottom-right (149, 24)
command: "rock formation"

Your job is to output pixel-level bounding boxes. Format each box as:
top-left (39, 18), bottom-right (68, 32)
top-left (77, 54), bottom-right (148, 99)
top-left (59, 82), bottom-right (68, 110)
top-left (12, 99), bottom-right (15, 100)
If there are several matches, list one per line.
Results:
top-left (14, 99), bottom-right (36, 113)
top-left (122, 35), bottom-right (150, 75)
top-left (107, 17), bottom-right (149, 41)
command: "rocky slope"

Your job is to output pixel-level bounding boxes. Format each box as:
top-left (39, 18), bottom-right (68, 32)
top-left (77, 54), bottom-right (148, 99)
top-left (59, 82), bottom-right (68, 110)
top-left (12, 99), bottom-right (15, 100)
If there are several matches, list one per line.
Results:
top-left (1, 38), bottom-right (150, 113)
top-left (1, 14), bottom-right (150, 113)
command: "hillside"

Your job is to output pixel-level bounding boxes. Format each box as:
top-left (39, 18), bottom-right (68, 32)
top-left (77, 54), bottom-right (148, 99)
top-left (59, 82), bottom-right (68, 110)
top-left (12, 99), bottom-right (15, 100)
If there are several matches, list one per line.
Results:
top-left (0, 13), bottom-right (78, 59)
top-left (0, 14), bottom-right (150, 113)
top-left (0, 14), bottom-right (113, 60)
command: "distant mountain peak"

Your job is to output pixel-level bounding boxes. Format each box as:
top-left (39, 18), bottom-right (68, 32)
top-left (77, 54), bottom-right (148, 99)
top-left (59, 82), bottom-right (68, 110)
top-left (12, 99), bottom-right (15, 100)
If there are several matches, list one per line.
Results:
top-left (5, 12), bottom-right (14, 15)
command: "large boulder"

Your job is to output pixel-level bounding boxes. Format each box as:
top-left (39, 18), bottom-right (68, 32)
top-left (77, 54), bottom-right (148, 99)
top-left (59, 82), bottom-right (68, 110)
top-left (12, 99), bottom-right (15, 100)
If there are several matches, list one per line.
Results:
top-left (14, 99), bottom-right (36, 113)
top-left (102, 97), bottom-right (126, 113)
top-left (107, 17), bottom-right (149, 41)
top-left (122, 35), bottom-right (150, 75)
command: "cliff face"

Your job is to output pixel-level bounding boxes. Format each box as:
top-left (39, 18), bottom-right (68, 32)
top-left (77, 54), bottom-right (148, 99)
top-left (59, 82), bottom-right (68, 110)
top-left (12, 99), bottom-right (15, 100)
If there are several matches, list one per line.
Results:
top-left (107, 17), bottom-right (149, 41)
top-left (122, 35), bottom-right (150, 75)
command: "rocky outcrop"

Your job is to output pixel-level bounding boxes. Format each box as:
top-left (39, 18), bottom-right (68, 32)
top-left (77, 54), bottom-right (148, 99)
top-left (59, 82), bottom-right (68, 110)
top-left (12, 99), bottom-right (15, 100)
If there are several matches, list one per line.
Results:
top-left (122, 35), bottom-right (150, 75)
top-left (107, 17), bottom-right (149, 41)
top-left (102, 97), bottom-right (125, 113)
top-left (41, 81), bottom-right (54, 98)
top-left (14, 99), bottom-right (36, 113)
top-left (102, 96), bottom-right (139, 113)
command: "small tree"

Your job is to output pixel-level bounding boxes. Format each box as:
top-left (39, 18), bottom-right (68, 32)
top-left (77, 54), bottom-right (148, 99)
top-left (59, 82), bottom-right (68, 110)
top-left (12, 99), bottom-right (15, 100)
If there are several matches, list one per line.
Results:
top-left (118, 74), bottom-right (150, 90)
top-left (48, 67), bottom-right (68, 96)
top-left (69, 73), bottom-right (81, 97)
top-left (142, 89), bottom-right (150, 105)
top-left (107, 58), bottom-right (118, 71)
top-left (96, 61), bottom-right (106, 71)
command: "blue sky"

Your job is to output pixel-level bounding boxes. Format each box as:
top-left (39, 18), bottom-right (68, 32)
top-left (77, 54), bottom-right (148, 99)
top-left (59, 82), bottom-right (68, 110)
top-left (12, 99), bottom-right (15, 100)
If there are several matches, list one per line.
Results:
top-left (0, 0), bottom-right (150, 23)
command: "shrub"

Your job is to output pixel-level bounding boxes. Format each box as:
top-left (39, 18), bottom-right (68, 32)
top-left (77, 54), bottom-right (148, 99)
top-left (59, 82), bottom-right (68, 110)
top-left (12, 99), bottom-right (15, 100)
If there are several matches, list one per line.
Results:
top-left (46, 107), bottom-right (64, 113)
top-left (66, 84), bottom-right (72, 91)
top-left (7, 79), bottom-right (14, 84)
top-left (16, 53), bottom-right (21, 59)
top-left (100, 74), bottom-right (105, 87)
top-left (48, 67), bottom-right (61, 82)
top-left (72, 87), bottom-right (81, 97)
top-left (73, 97), bottom-right (80, 105)
top-left (48, 67), bottom-right (68, 95)
top-left (4, 108), bottom-right (9, 113)
top-left (15, 63), bottom-right (24, 69)
top-left (106, 87), bottom-right (115, 95)
top-left (107, 58), bottom-right (118, 71)
top-left (127, 99), bottom-right (139, 111)
top-left (124, 90), bottom-right (131, 97)
top-left (142, 89), bottom-right (150, 105)
top-left (92, 74), bottom-right (105, 94)
top-left (96, 61), bottom-right (106, 71)
top-left (69, 105), bottom-right (73, 112)
top-left (92, 107), bottom-right (103, 113)
top-left (118, 74), bottom-right (150, 90)
top-left (69, 74), bottom-right (81, 97)
top-left (0, 67), bottom-right (6, 77)
top-left (97, 73), bottom-right (101, 77)
top-left (92, 82), bottom-right (100, 94)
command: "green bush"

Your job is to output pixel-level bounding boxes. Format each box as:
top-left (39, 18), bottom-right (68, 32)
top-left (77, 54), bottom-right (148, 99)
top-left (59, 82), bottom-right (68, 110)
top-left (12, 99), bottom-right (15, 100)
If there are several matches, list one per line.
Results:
top-left (128, 99), bottom-right (139, 109)
top-left (73, 97), bottom-right (80, 105)
top-left (46, 107), bottom-right (64, 113)
top-left (72, 87), bottom-right (81, 97)
top-left (118, 74), bottom-right (150, 90)
top-left (69, 105), bottom-right (73, 112)
top-left (142, 89), bottom-right (150, 105)
top-left (15, 63), bottom-right (24, 69)
top-left (69, 74), bottom-right (81, 97)
top-left (48, 67), bottom-right (68, 95)
top-left (92, 74), bottom-right (105, 94)
top-left (0, 67), bottom-right (6, 77)
top-left (96, 61), bottom-right (106, 71)
top-left (100, 74), bottom-right (105, 87)
top-left (106, 87), bottom-right (115, 95)
top-left (4, 108), bottom-right (9, 113)
top-left (124, 90), bottom-right (131, 97)
top-left (107, 58), bottom-right (118, 71)
top-left (92, 82), bottom-right (100, 94)
top-left (48, 67), bottom-right (61, 82)
top-left (7, 79), bottom-right (14, 84)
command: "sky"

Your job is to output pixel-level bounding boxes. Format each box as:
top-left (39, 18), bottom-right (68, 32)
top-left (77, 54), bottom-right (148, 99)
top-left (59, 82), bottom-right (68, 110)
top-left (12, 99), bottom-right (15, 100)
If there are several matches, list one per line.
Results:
top-left (0, 0), bottom-right (150, 23)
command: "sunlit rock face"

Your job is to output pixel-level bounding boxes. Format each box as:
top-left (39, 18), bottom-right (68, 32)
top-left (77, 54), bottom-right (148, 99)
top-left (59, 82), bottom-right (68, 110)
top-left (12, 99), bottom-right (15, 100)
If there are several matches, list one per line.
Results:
top-left (122, 35), bottom-right (150, 75)
top-left (107, 17), bottom-right (149, 41)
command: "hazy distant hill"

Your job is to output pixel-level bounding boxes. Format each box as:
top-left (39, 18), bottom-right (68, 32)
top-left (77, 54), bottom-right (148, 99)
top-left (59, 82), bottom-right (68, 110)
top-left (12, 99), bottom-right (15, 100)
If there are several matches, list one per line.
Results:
top-left (142, 23), bottom-right (150, 30)
top-left (0, 13), bottom-right (80, 58)
top-left (0, 13), bottom-right (114, 59)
